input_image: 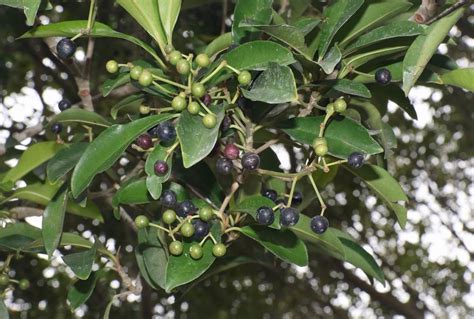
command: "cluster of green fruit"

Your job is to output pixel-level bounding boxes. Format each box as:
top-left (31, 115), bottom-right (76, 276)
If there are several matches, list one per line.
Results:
top-left (0, 267), bottom-right (30, 292)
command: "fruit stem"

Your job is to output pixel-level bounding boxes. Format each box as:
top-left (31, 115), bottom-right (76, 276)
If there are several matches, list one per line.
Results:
top-left (209, 234), bottom-right (218, 244)
top-left (308, 174), bottom-right (327, 216)
top-left (287, 176), bottom-right (298, 207)
top-left (224, 227), bottom-right (241, 234)
top-left (199, 234), bottom-right (211, 246)
top-left (201, 60), bottom-right (227, 84)
top-left (198, 100), bottom-right (213, 115)
top-left (149, 223), bottom-right (170, 233)
top-left (165, 142), bottom-right (179, 161)
top-left (151, 74), bottom-right (188, 90)
top-left (168, 225), bottom-right (176, 241)
top-left (230, 124), bottom-right (247, 136)
top-left (231, 90), bottom-right (240, 104)
top-left (318, 109), bottom-right (334, 138)
top-left (151, 81), bottom-right (175, 95)
top-left (225, 64), bottom-right (241, 75)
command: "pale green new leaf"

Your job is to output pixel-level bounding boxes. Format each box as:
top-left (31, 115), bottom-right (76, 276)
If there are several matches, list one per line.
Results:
top-left (158, 0), bottom-right (181, 45)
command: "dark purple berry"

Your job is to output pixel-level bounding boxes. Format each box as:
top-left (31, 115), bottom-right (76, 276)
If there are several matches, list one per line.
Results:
top-left (280, 207), bottom-right (299, 227)
top-left (375, 68), bottom-right (392, 85)
top-left (154, 160), bottom-right (169, 176)
top-left (136, 134), bottom-right (153, 150)
top-left (155, 121), bottom-right (176, 143)
top-left (348, 152), bottom-right (365, 168)
top-left (51, 123), bottom-right (63, 134)
top-left (192, 219), bottom-right (210, 240)
top-left (241, 153), bottom-right (260, 170)
top-left (216, 158), bottom-right (233, 175)
top-left (291, 191), bottom-right (303, 206)
top-left (56, 38), bottom-right (77, 59)
top-left (176, 199), bottom-right (197, 217)
top-left (161, 190), bottom-right (177, 208)
top-left (237, 96), bottom-right (251, 111)
top-left (224, 144), bottom-right (240, 160)
top-left (261, 189), bottom-right (277, 202)
top-left (58, 99), bottom-right (72, 111)
top-left (221, 116), bottom-right (232, 132)
top-left (275, 198), bottom-right (286, 206)
top-left (201, 94), bottom-right (212, 106)
top-left (310, 215), bottom-right (329, 234)
top-left (256, 206), bottom-right (274, 225)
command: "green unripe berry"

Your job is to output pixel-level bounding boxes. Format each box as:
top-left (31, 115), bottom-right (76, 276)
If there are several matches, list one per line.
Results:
top-left (0, 274), bottom-right (9, 286)
top-left (168, 50), bottom-right (182, 65)
top-left (176, 59), bottom-right (190, 75)
top-left (18, 279), bottom-right (30, 290)
top-left (162, 209), bottom-right (177, 225)
top-left (312, 137), bottom-right (327, 149)
top-left (180, 222), bottom-right (195, 237)
top-left (135, 215), bottom-right (149, 229)
top-left (169, 241), bottom-right (183, 256)
top-left (165, 45), bottom-right (174, 54)
top-left (326, 103), bottom-right (335, 114)
top-left (139, 105), bottom-right (150, 115)
top-left (212, 243), bottom-right (227, 257)
top-left (202, 113), bottom-right (217, 129)
top-left (187, 101), bottom-right (200, 115)
top-left (238, 71), bottom-right (252, 86)
top-left (191, 83), bottom-right (206, 98)
top-left (334, 99), bottom-right (347, 113)
top-left (130, 66), bottom-right (143, 80)
top-left (172, 96), bottom-right (187, 111)
top-left (189, 244), bottom-right (203, 260)
top-left (106, 60), bottom-right (119, 74)
top-left (138, 70), bottom-right (153, 86)
top-left (315, 144), bottom-right (328, 157)
top-left (199, 206), bottom-right (213, 221)
top-left (195, 53), bottom-right (210, 68)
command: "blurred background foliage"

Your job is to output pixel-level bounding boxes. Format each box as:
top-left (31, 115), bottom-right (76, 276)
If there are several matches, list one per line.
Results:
top-left (0, 0), bottom-right (473, 318)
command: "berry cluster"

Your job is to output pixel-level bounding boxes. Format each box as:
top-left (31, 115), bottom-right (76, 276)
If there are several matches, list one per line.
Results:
top-left (216, 143), bottom-right (261, 175)
top-left (0, 265), bottom-right (30, 292)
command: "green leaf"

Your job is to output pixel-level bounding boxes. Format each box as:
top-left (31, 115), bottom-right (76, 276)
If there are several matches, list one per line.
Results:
top-left (177, 104), bottom-right (224, 168)
top-left (112, 179), bottom-right (152, 208)
top-left (232, 0), bottom-right (272, 43)
top-left (280, 116), bottom-right (383, 159)
top-left (165, 222), bottom-right (221, 292)
top-left (63, 240), bottom-right (98, 280)
top-left (289, 215), bottom-right (345, 259)
top-left (291, 17), bottom-right (320, 36)
top-left (440, 68), bottom-right (474, 92)
top-left (233, 195), bottom-right (280, 229)
top-left (369, 84), bottom-right (417, 120)
top-left (145, 145), bottom-right (173, 181)
top-left (20, 20), bottom-right (163, 64)
top-left (111, 94), bottom-right (145, 120)
top-left (47, 143), bottom-right (89, 183)
top-left (102, 72), bottom-right (130, 97)
top-left (338, 0), bottom-right (413, 48)
top-left (2, 141), bottom-right (64, 183)
top-left (318, 0), bottom-right (364, 59)
top-left (67, 271), bottom-right (98, 310)
top-left (344, 21), bottom-right (423, 55)
top-left (224, 41), bottom-right (295, 71)
top-left (0, 222), bottom-right (41, 251)
top-left (204, 32), bottom-right (232, 57)
top-left (145, 176), bottom-right (163, 200)
top-left (331, 79), bottom-right (371, 98)
top-left (1, 0), bottom-right (41, 26)
top-left (136, 229), bottom-right (163, 290)
top-left (158, 0), bottom-right (181, 45)
top-left (289, 0), bottom-right (310, 21)
top-left (71, 114), bottom-right (175, 198)
top-left (42, 187), bottom-right (68, 258)
top-left (0, 299), bottom-right (8, 319)
top-left (240, 226), bottom-right (308, 266)
top-left (242, 63), bottom-right (297, 104)
top-left (318, 45), bottom-right (342, 74)
top-left (2, 182), bottom-right (103, 221)
top-left (345, 164), bottom-right (408, 228)
top-left (138, 227), bottom-right (167, 289)
top-left (402, 8), bottom-right (464, 95)
top-left (50, 108), bottom-right (112, 128)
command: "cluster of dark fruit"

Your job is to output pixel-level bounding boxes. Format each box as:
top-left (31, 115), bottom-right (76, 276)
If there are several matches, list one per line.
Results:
top-left (0, 268), bottom-right (30, 291)
top-left (135, 189), bottom-right (226, 260)
top-left (215, 143), bottom-right (260, 175)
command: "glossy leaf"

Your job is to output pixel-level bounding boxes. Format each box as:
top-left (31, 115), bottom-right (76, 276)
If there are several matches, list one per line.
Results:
top-left (177, 104), bottom-right (224, 168)
top-left (440, 68), bottom-right (474, 92)
top-left (165, 222), bottom-right (221, 292)
top-left (140, 227), bottom-right (167, 289)
top-left (232, 0), bottom-right (272, 43)
top-left (402, 8), bottom-right (464, 95)
top-left (67, 271), bottom-right (98, 310)
top-left (240, 226), bottom-right (308, 267)
top-left (318, 0), bottom-right (364, 59)
top-left (233, 195), bottom-right (280, 229)
top-left (0, 222), bottom-right (41, 251)
top-left (47, 142), bottom-right (89, 183)
top-left (224, 41), bottom-right (295, 71)
top-left (42, 187), bottom-right (68, 258)
top-left (370, 84), bottom-right (417, 120)
top-left (102, 72), bottom-right (130, 97)
top-left (50, 108), bottom-right (112, 128)
top-left (318, 45), bottom-right (342, 74)
top-left (158, 0), bottom-right (181, 44)
top-left (71, 114), bottom-right (175, 197)
top-left (112, 179), bottom-right (152, 207)
top-left (204, 32), bottom-right (232, 57)
top-left (63, 240), bottom-right (98, 280)
top-left (242, 63), bottom-right (297, 104)
top-left (0, 299), bottom-right (8, 319)
top-left (331, 79), bottom-right (371, 98)
top-left (111, 94), bottom-right (145, 120)
top-left (280, 116), bottom-right (383, 159)
top-left (1, 0), bottom-right (41, 26)
top-left (2, 141), bottom-right (64, 183)
top-left (146, 176), bottom-right (163, 200)
top-left (345, 164), bottom-right (408, 228)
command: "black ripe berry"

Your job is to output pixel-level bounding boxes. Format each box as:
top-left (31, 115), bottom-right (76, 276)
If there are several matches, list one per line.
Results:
top-left (291, 191), bottom-right (303, 206)
top-left (216, 157), bottom-right (233, 175)
top-left (161, 190), bottom-right (177, 208)
top-left (51, 123), bottom-right (63, 134)
top-left (280, 207), bottom-right (299, 227)
top-left (256, 206), bottom-right (274, 225)
top-left (221, 116), bottom-right (232, 132)
top-left (56, 38), bottom-right (77, 59)
top-left (224, 144), bottom-right (240, 160)
top-left (176, 199), bottom-right (197, 217)
top-left (155, 121), bottom-right (176, 143)
top-left (375, 68), bottom-right (392, 85)
top-left (310, 215), bottom-right (329, 234)
top-left (202, 94), bottom-right (212, 106)
top-left (348, 152), bottom-right (365, 168)
top-left (58, 99), bottom-right (72, 111)
top-left (192, 220), bottom-right (210, 240)
top-left (154, 160), bottom-right (169, 176)
top-left (136, 134), bottom-right (153, 150)
top-left (261, 189), bottom-right (277, 202)
top-left (241, 153), bottom-right (260, 170)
